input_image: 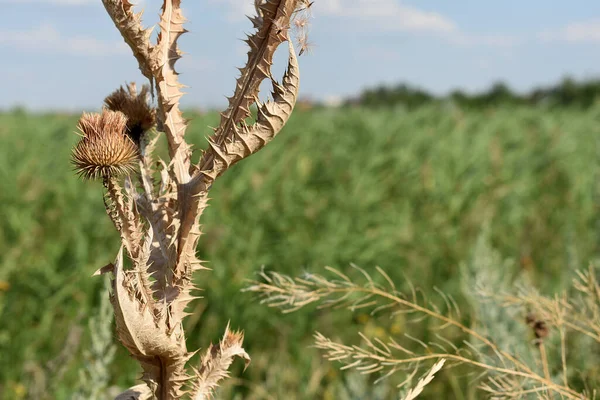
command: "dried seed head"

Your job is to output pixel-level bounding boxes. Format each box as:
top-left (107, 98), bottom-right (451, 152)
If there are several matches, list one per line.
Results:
top-left (526, 312), bottom-right (549, 344)
top-left (293, 1), bottom-right (314, 56)
top-left (533, 320), bottom-right (549, 341)
top-left (294, 17), bottom-right (309, 30)
top-left (296, 31), bottom-right (314, 56)
top-left (72, 110), bottom-right (139, 180)
top-left (104, 82), bottom-right (156, 144)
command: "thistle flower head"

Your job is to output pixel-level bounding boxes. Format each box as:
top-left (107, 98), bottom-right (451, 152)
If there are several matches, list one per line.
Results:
top-left (104, 82), bottom-right (155, 143)
top-left (72, 110), bottom-right (139, 180)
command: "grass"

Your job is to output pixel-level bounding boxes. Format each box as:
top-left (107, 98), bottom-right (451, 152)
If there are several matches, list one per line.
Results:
top-left (0, 104), bottom-right (598, 398)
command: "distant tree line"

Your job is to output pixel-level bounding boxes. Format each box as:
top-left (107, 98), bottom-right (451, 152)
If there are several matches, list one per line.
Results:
top-left (347, 77), bottom-right (600, 109)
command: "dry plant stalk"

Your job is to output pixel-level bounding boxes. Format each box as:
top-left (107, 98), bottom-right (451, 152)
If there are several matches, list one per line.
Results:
top-left (71, 1), bottom-right (308, 398)
top-left (402, 358), bottom-right (446, 400)
top-left (246, 264), bottom-right (599, 399)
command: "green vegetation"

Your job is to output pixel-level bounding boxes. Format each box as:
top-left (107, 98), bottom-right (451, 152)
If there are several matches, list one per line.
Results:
top-left (354, 77), bottom-right (600, 109)
top-left (0, 104), bottom-right (598, 398)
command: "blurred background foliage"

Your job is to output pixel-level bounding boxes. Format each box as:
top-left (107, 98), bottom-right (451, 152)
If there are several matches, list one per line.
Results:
top-left (352, 77), bottom-right (600, 110)
top-left (1, 78), bottom-right (599, 398)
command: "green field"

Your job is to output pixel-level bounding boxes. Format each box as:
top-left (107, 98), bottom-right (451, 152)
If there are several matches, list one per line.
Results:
top-left (1, 104), bottom-right (599, 399)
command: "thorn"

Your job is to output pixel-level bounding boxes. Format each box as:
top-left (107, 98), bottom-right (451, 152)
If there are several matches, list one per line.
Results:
top-left (93, 262), bottom-right (115, 276)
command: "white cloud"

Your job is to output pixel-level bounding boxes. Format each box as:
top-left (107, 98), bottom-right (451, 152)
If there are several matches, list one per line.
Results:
top-left (0, 24), bottom-right (128, 56)
top-left (320, 0), bottom-right (457, 34)
top-left (318, 0), bottom-right (520, 48)
top-left (208, 0), bottom-right (256, 22)
top-left (449, 33), bottom-right (520, 48)
top-left (539, 19), bottom-right (600, 43)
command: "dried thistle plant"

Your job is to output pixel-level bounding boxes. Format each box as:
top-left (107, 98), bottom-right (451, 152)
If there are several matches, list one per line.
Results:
top-left (245, 261), bottom-right (600, 399)
top-left (71, 1), bottom-right (307, 398)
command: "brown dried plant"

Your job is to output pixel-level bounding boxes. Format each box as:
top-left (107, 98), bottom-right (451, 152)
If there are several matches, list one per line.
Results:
top-left (71, 1), bottom-right (307, 399)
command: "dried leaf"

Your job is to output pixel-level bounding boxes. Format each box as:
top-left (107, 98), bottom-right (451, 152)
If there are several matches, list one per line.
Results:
top-left (110, 247), bottom-right (189, 395)
top-left (211, 0), bottom-right (300, 147)
top-left (202, 39), bottom-right (300, 179)
top-left (153, 0), bottom-right (191, 179)
top-left (189, 324), bottom-right (251, 400)
top-left (93, 262), bottom-right (115, 277)
top-left (175, 39), bottom-right (300, 281)
top-left (115, 384), bottom-right (152, 400)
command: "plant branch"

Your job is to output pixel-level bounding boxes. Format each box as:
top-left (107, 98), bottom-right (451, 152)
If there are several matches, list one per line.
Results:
top-left (152, 0), bottom-right (191, 177)
top-left (246, 267), bottom-right (589, 399)
top-left (101, 0), bottom-right (155, 80)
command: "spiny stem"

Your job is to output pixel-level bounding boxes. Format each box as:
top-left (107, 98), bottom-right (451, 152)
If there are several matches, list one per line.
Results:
top-left (539, 343), bottom-right (553, 400)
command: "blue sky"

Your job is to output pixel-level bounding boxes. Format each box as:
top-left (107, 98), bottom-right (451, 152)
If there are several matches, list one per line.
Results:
top-left (1, 0), bottom-right (600, 110)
